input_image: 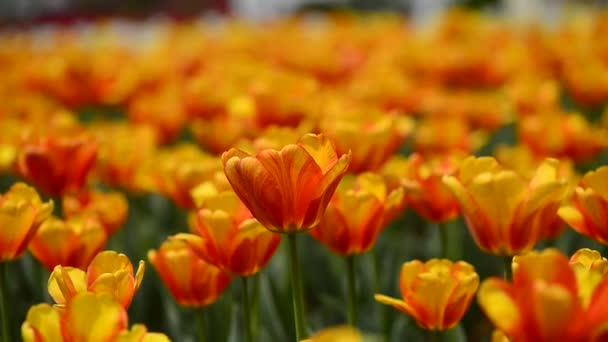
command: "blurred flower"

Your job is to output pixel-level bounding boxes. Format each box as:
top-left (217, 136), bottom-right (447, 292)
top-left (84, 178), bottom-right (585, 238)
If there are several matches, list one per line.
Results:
top-left (21, 292), bottom-right (169, 342)
top-left (569, 248), bottom-right (608, 275)
top-left (518, 112), bottom-right (608, 162)
top-left (29, 216), bottom-right (107, 271)
top-left (148, 239), bottom-right (232, 307)
top-left (569, 248), bottom-right (608, 308)
top-left (16, 132), bottom-right (98, 197)
top-left (0, 183), bottom-right (53, 262)
top-left (302, 326), bottom-right (362, 342)
top-left (222, 133), bottom-right (351, 234)
top-left (320, 112), bottom-right (413, 173)
top-left (478, 249), bottom-right (608, 341)
top-left (502, 77), bottom-right (560, 116)
top-left (63, 190), bottom-right (128, 236)
top-left (191, 114), bottom-right (258, 155)
top-left (397, 153), bottom-right (464, 223)
top-left (559, 166), bottom-right (608, 245)
top-left (48, 251), bottom-right (144, 308)
top-left (175, 185), bottom-right (280, 276)
top-left (491, 330), bottom-right (510, 342)
top-left (310, 172), bottom-right (404, 255)
top-left (443, 157), bottom-right (569, 255)
top-left (137, 144), bottom-right (223, 210)
top-left (90, 122), bottom-right (159, 192)
top-left (375, 259), bottom-right (479, 331)
top-left (412, 117), bottom-right (487, 156)
top-left (127, 83), bottom-right (187, 144)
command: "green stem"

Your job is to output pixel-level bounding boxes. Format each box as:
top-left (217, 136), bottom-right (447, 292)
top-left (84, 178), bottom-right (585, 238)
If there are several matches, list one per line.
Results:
top-left (241, 277), bottom-right (253, 342)
top-left (53, 196), bottom-right (63, 218)
top-left (0, 263), bottom-right (10, 342)
top-left (503, 255), bottom-right (513, 281)
top-left (438, 222), bottom-right (449, 259)
top-left (198, 307), bottom-right (207, 342)
top-left (428, 330), bottom-right (442, 342)
top-left (346, 255), bottom-right (357, 327)
top-left (251, 275), bottom-right (260, 342)
top-left (287, 234), bottom-right (307, 341)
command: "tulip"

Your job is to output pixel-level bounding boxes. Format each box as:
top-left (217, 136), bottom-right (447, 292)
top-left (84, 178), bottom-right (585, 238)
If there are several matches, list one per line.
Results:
top-left (319, 112), bottom-right (413, 173)
top-left (16, 132), bottom-right (98, 197)
top-left (137, 144), bottom-right (223, 210)
top-left (47, 251), bottom-right (144, 309)
top-left (222, 133), bottom-right (351, 340)
top-left (443, 156), bottom-right (569, 261)
top-left (0, 183), bottom-right (54, 262)
top-left (21, 292), bottom-right (170, 342)
top-left (149, 239), bottom-right (231, 342)
top-left (148, 239), bottom-right (231, 308)
top-left (375, 259), bottom-right (479, 331)
top-left (29, 216), bottom-right (107, 271)
top-left (477, 249), bottom-right (608, 341)
top-left (302, 326), bottom-right (362, 342)
top-left (412, 117), bottom-right (486, 156)
top-left (559, 166), bottom-right (608, 245)
top-left (63, 190), bottom-right (128, 236)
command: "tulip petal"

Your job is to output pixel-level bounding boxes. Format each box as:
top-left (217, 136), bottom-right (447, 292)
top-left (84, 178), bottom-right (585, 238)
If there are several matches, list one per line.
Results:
top-left (477, 279), bottom-right (521, 335)
top-left (21, 304), bottom-right (62, 342)
top-left (48, 266), bottom-right (87, 305)
top-left (62, 293), bottom-right (128, 342)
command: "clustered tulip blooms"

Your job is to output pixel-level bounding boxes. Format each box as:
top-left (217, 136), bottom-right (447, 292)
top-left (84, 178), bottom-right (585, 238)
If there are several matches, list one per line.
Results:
top-left (2, 7), bottom-right (608, 342)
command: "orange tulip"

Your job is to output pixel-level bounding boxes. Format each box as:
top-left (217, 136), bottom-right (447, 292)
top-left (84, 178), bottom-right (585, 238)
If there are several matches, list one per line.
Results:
top-left (309, 172), bottom-right (404, 255)
top-left (477, 249), bottom-right (608, 342)
top-left (63, 190), bottom-right (128, 236)
top-left (17, 132), bottom-right (98, 197)
top-left (559, 166), bottom-right (608, 245)
top-left (175, 186), bottom-right (280, 276)
top-left (48, 251), bottom-right (144, 308)
top-left (21, 292), bottom-right (170, 342)
top-left (319, 112), bottom-right (413, 173)
top-left (443, 156), bottom-right (569, 255)
top-left (222, 133), bottom-right (351, 234)
top-left (148, 239), bottom-right (231, 307)
top-left (90, 122), bottom-right (159, 191)
top-left (518, 112), bottom-right (608, 162)
top-left (137, 144), bottom-right (224, 210)
top-left (302, 326), bottom-right (362, 342)
top-left (29, 216), bottom-right (107, 271)
top-left (375, 259), bottom-right (479, 331)
top-left (0, 182), bottom-right (53, 262)
top-left (412, 117), bottom-right (486, 156)
top-left (394, 153), bottom-right (463, 223)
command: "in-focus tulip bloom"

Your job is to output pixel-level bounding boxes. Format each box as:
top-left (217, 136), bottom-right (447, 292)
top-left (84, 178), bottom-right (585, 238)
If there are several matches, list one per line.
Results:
top-left (21, 292), bottom-right (170, 342)
top-left (569, 248), bottom-right (608, 276)
top-left (375, 259), bottom-right (479, 331)
top-left (17, 132), bottom-right (98, 197)
top-left (137, 144), bottom-right (224, 209)
top-left (443, 156), bottom-right (569, 255)
top-left (148, 239), bottom-right (232, 307)
top-left (29, 216), bottom-right (107, 271)
top-left (22, 293), bottom-right (127, 342)
top-left (222, 133), bottom-right (351, 234)
top-left (559, 166), bottom-right (608, 245)
top-left (319, 113), bottom-right (413, 173)
top-left (309, 172), bottom-right (404, 255)
top-left (175, 186), bottom-right (280, 276)
top-left (478, 249), bottom-right (608, 342)
top-left (398, 153), bottom-right (464, 223)
top-left (63, 190), bottom-right (128, 236)
top-left (47, 251), bottom-right (144, 308)
top-left (302, 326), bottom-right (362, 342)
top-left (0, 182), bottom-right (53, 262)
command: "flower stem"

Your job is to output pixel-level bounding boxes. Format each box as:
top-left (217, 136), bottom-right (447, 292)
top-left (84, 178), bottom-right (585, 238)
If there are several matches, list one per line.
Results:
top-left (0, 262), bottom-right (10, 342)
top-left (251, 275), bottom-right (260, 342)
top-left (198, 307), bottom-right (207, 342)
top-left (241, 277), bottom-right (253, 342)
top-left (346, 255), bottom-right (357, 327)
top-left (427, 330), bottom-right (442, 342)
top-left (438, 222), bottom-right (449, 259)
top-left (287, 234), bottom-right (307, 341)
top-left (503, 255), bottom-right (513, 281)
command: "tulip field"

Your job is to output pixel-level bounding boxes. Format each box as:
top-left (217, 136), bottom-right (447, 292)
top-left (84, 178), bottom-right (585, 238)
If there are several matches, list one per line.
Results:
top-left (2, 7), bottom-right (608, 342)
